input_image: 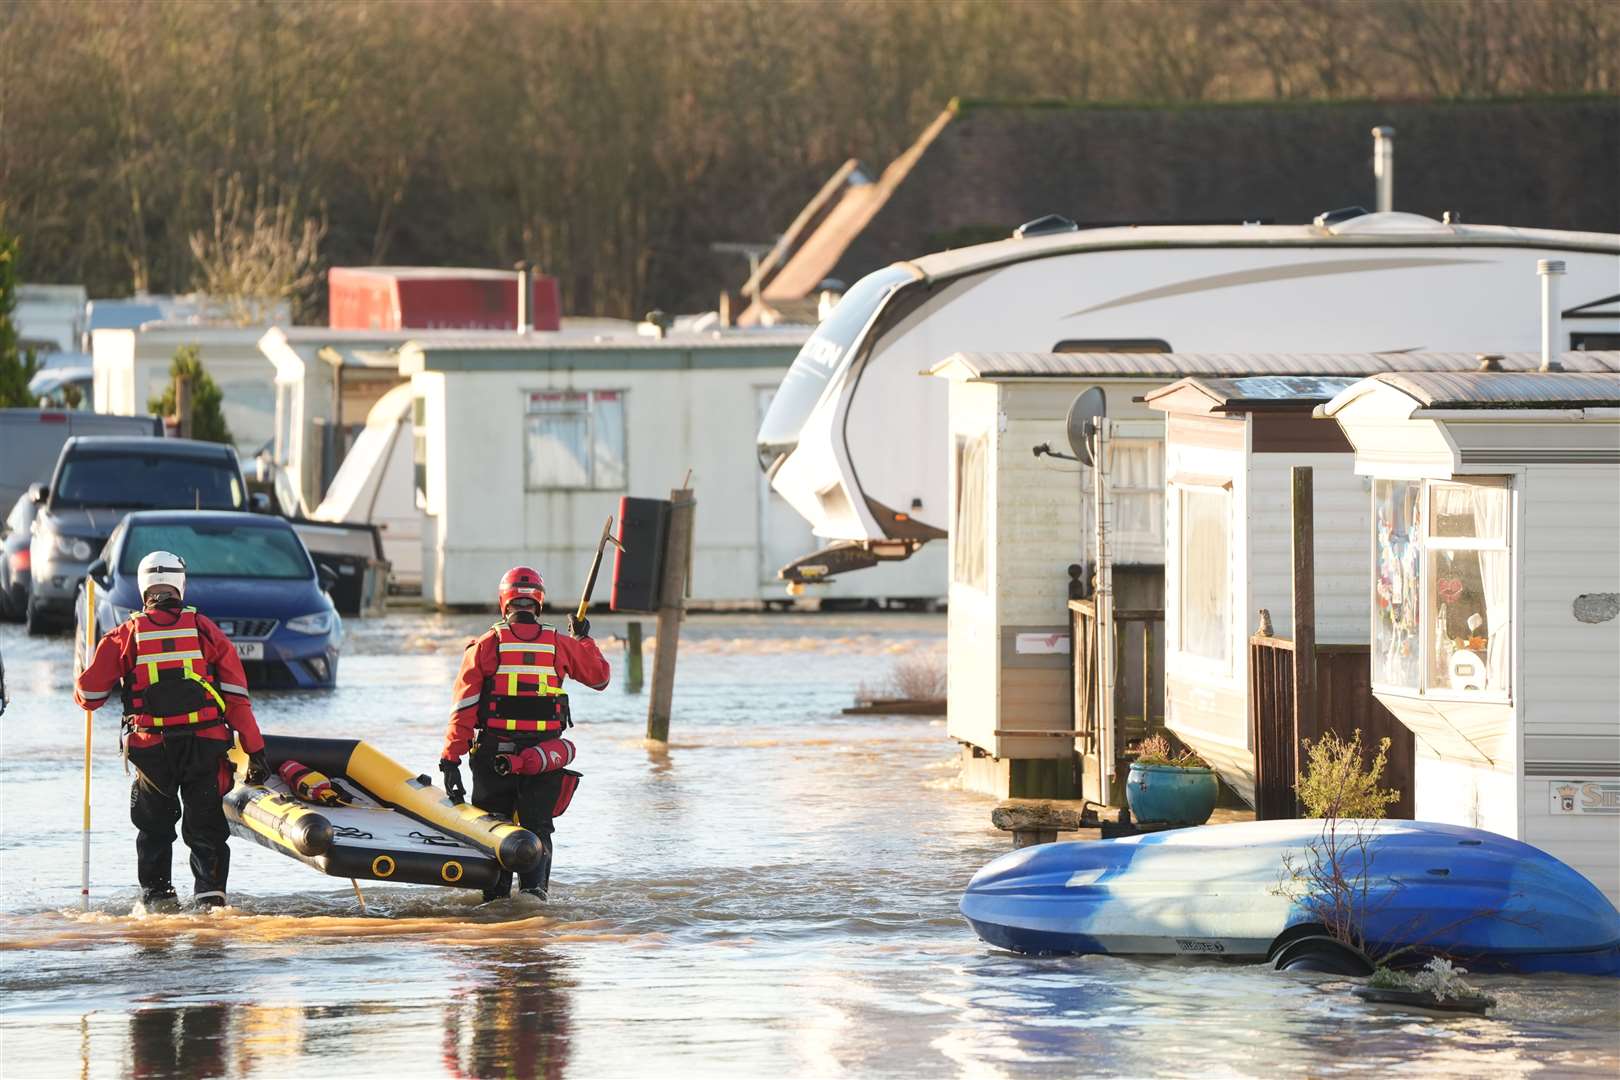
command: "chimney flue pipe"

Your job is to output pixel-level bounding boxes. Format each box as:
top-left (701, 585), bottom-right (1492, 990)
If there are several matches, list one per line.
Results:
top-left (1538, 259), bottom-right (1565, 372)
top-left (514, 260), bottom-right (531, 335)
top-left (1372, 126), bottom-right (1394, 214)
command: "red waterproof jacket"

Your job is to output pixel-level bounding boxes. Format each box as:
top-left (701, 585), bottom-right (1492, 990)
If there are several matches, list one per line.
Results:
top-left (75, 605), bottom-right (265, 754)
top-left (441, 620), bottom-right (610, 763)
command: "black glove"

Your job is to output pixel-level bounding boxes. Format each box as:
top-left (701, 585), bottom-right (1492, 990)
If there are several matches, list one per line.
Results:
top-left (244, 750), bottom-right (271, 786)
top-left (568, 614), bottom-right (590, 639)
top-left (439, 758), bottom-right (466, 804)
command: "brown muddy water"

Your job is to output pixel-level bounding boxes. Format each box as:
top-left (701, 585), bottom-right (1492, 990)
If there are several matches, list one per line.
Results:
top-left (2, 612), bottom-right (1616, 1078)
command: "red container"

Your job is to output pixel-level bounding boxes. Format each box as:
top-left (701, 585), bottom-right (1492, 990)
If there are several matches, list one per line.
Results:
top-left (328, 267), bottom-right (561, 331)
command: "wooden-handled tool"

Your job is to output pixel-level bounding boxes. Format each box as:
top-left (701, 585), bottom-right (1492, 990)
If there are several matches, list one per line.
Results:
top-left (576, 516), bottom-right (626, 620)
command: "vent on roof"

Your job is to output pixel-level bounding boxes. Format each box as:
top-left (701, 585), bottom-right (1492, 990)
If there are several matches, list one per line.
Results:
top-left (1013, 214), bottom-right (1079, 239)
top-left (1314, 206), bottom-right (1369, 228)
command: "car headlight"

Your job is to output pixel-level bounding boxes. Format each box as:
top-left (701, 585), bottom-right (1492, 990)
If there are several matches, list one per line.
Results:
top-left (53, 534), bottom-right (93, 561)
top-left (286, 610), bottom-right (335, 635)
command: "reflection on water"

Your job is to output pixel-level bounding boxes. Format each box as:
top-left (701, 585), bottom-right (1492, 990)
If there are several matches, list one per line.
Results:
top-left (443, 951), bottom-right (573, 1080)
top-left (2, 613), bottom-right (1617, 1077)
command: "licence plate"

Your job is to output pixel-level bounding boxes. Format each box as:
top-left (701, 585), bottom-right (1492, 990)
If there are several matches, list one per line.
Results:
top-left (234, 641), bottom-right (264, 660)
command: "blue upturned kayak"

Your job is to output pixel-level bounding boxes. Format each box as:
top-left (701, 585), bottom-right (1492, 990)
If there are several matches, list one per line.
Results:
top-left (961, 819), bottom-right (1620, 975)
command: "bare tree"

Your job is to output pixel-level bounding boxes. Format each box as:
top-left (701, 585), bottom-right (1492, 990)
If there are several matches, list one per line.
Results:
top-left (189, 175), bottom-right (325, 325)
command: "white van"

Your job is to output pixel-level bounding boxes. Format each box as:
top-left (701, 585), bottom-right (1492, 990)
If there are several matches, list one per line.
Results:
top-left (0, 408), bottom-right (162, 509)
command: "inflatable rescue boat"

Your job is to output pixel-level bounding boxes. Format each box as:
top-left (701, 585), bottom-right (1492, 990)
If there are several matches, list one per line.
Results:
top-left (225, 735), bottom-right (542, 891)
top-left (961, 819), bottom-right (1620, 975)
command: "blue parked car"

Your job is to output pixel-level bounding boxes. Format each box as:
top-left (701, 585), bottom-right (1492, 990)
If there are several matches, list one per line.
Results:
top-left (76, 511), bottom-right (342, 689)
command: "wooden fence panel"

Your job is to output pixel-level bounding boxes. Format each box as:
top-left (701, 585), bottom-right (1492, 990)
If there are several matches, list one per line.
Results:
top-left (1250, 637), bottom-right (1417, 821)
top-left (1250, 635), bottom-right (1298, 819)
top-left (1314, 645), bottom-right (1415, 820)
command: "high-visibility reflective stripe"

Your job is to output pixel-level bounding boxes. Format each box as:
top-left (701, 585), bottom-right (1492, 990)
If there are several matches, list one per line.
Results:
top-left (219, 682), bottom-right (249, 697)
top-left (136, 628), bottom-right (199, 642)
top-left (141, 650), bottom-right (205, 664)
top-left (495, 664), bottom-right (556, 676)
top-left (490, 719), bottom-right (562, 731)
top-left (453, 695), bottom-right (480, 711)
top-left (81, 688), bottom-right (111, 700)
top-left (498, 642), bottom-right (555, 653)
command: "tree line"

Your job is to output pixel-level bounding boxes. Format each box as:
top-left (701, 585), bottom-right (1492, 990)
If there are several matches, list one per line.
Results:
top-left (2, 0), bottom-right (1614, 321)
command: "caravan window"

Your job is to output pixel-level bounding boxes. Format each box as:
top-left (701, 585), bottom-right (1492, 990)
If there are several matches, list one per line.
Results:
top-left (1371, 477), bottom-right (1510, 698)
top-left (1081, 439), bottom-right (1164, 550)
top-left (525, 390), bottom-right (627, 491)
top-left (953, 434), bottom-right (988, 591)
top-left (1176, 486), bottom-right (1230, 665)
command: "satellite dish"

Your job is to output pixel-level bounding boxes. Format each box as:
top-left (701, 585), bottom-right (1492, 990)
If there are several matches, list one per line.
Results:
top-left (1065, 387), bottom-right (1107, 466)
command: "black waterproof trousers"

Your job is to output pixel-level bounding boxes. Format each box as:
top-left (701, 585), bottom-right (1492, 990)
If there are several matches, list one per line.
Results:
top-left (470, 740), bottom-right (561, 898)
top-left (127, 734), bottom-right (232, 900)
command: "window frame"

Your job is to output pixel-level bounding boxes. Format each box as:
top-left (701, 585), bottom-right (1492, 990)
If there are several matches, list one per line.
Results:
top-left (1369, 476), bottom-right (1513, 703)
top-left (522, 388), bottom-right (628, 493)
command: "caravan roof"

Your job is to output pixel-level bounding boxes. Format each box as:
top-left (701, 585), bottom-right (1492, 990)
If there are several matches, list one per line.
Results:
top-left (907, 216), bottom-right (1620, 284)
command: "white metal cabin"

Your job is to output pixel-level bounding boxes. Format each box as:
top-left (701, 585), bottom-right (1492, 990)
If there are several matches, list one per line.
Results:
top-left (1323, 369), bottom-right (1620, 903)
top-left (258, 327), bottom-right (417, 514)
top-left (929, 351), bottom-right (1618, 801)
top-left (92, 323), bottom-right (281, 461)
top-left (759, 214), bottom-right (1620, 584)
top-left (398, 329), bottom-right (946, 609)
top-left (1144, 375), bottom-right (1371, 806)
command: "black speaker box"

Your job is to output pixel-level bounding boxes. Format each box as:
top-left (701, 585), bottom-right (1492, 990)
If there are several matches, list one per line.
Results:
top-left (611, 496), bottom-right (670, 612)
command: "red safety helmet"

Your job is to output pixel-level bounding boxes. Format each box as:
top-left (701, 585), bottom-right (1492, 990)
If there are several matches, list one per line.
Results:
top-left (498, 565), bottom-right (546, 613)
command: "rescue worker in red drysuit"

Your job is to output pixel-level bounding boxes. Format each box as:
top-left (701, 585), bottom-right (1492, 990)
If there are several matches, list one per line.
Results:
top-left (438, 565), bottom-right (609, 902)
top-left (74, 551), bottom-right (269, 910)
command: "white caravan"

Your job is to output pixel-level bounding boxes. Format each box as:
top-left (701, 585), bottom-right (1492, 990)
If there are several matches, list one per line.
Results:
top-left (756, 211), bottom-right (1620, 578)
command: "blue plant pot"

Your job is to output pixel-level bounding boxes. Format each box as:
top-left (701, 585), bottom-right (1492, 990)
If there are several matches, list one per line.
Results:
top-left (1126, 763), bottom-right (1218, 826)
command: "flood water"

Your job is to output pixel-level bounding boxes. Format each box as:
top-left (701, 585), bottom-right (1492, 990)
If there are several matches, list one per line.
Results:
top-left (3, 611), bottom-right (1616, 1078)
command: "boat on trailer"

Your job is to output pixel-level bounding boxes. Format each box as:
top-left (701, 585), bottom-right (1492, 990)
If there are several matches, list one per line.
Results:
top-left (225, 735), bottom-right (541, 892)
top-left (960, 819), bottom-right (1620, 975)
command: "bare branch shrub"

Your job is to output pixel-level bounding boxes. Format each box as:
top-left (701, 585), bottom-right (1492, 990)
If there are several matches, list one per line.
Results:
top-left (189, 174), bottom-right (325, 325)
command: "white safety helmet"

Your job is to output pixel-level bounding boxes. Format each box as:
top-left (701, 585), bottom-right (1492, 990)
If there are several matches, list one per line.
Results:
top-left (137, 550), bottom-right (187, 604)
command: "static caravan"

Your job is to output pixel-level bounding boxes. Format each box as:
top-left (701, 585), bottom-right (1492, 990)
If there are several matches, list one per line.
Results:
top-left (1323, 369), bottom-right (1620, 903)
top-left (258, 327), bottom-right (417, 513)
top-left (1143, 374), bottom-right (1410, 811)
top-left (761, 215), bottom-right (1620, 583)
top-left (927, 351), bottom-right (1617, 800)
top-left (92, 323), bottom-right (279, 461)
top-left (400, 329), bottom-right (946, 609)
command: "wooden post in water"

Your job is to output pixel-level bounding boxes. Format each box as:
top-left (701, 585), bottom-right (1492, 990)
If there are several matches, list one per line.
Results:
top-left (175, 374), bottom-right (193, 440)
top-left (646, 487), bottom-right (694, 742)
top-left (625, 620), bottom-right (644, 693)
top-left (1290, 466), bottom-right (1316, 816)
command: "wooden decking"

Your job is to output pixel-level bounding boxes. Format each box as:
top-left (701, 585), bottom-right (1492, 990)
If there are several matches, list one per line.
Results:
top-left (990, 798), bottom-right (1255, 847)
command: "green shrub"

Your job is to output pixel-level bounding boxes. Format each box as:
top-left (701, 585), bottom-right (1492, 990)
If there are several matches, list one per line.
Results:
top-left (148, 345), bottom-right (233, 445)
top-left (1296, 730), bottom-right (1400, 819)
top-left (0, 230), bottom-right (42, 408)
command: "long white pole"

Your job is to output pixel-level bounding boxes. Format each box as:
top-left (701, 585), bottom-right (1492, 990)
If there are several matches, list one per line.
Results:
top-left (81, 577), bottom-right (96, 912)
top-left (1094, 419), bottom-right (1115, 792)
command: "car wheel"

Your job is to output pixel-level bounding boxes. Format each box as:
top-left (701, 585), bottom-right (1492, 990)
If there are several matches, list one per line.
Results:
top-left (25, 599), bottom-right (53, 637)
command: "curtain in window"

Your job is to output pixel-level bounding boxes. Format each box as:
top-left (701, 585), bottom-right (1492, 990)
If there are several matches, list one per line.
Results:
top-left (1111, 440), bottom-right (1163, 541)
top-left (1470, 485), bottom-right (1510, 691)
top-left (591, 391), bottom-right (627, 489)
top-left (526, 412), bottom-right (591, 488)
top-left (1179, 488), bottom-right (1229, 663)
top-left (954, 435), bottom-right (987, 590)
